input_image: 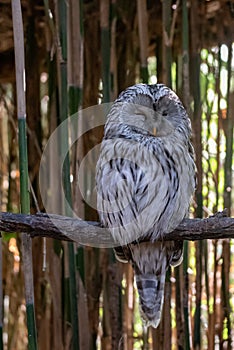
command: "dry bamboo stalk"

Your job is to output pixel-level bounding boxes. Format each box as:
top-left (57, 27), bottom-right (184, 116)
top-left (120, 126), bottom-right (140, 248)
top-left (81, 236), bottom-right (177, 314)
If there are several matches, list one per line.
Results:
top-left (137, 0), bottom-right (149, 82)
top-left (11, 0), bottom-right (37, 348)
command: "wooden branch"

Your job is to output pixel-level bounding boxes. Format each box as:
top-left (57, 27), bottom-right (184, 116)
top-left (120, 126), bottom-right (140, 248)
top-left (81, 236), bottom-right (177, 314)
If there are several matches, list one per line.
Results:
top-left (1, 210), bottom-right (234, 247)
top-left (0, 212), bottom-right (112, 247)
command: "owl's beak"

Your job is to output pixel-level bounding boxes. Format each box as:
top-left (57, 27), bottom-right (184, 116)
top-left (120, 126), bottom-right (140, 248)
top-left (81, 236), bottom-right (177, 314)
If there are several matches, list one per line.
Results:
top-left (153, 127), bottom-right (157, 136)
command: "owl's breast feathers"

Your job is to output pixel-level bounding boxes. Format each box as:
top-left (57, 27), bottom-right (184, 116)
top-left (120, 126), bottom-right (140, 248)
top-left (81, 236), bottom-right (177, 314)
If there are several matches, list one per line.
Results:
top-left (96, 121), bottom-right (195, 246)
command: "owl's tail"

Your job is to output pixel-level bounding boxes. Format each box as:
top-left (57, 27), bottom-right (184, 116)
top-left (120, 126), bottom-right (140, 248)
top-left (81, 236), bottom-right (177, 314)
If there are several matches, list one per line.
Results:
top-left (131, 242), bottom-right (172, 328)
top-left (135, 269), bottom-right (166, 328)
top-left (128, 241), bottom-right (182, 328)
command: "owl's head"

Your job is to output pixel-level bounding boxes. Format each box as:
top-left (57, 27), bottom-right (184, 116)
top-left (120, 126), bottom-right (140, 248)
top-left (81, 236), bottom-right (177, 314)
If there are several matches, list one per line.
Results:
top-left (114, 83), bottom-right (192, 138)
top-left (106, 84), bottom-right (191, 138)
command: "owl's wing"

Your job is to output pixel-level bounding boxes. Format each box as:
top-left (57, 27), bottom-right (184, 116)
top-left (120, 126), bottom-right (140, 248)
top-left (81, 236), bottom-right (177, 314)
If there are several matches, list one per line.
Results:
top-left (96, 152), bottom-right (149, 246)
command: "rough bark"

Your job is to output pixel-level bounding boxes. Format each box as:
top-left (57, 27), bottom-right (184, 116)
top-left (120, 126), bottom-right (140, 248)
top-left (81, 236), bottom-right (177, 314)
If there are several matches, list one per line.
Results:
top-left (0, 210), bottom-right (233, 245)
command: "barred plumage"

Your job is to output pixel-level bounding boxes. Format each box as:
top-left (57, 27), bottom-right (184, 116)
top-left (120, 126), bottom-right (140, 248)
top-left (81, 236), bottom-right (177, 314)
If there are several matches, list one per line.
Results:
top-left (96, 83), bottom-right (196, 328)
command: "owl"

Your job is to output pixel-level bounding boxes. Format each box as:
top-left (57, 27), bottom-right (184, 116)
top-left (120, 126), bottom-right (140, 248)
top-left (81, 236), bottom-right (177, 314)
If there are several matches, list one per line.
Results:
top-left (96, 84), bottom-right (196, 328)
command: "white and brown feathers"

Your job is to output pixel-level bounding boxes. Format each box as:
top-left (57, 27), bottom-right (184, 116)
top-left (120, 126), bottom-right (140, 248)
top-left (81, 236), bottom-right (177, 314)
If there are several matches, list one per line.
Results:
top-left (96, 83), bottom-right (196, 328)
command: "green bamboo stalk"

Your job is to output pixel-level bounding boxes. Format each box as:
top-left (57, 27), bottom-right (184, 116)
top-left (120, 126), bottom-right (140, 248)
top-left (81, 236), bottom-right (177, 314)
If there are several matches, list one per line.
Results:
top-left (58, 1), bottom-right (79, 349)
top-left (11, 1), bottom-right (38, 349)
top-left (43, 0), bottom-right (55, 37)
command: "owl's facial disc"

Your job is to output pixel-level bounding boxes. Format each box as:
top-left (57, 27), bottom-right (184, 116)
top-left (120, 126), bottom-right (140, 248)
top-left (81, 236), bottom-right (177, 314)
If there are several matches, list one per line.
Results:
top-left (151, 110), bottom-right (175, 137)
top-left (120, 97), bottom-right (176, 137)
top-left (121, 103), bottom-right (153, 132)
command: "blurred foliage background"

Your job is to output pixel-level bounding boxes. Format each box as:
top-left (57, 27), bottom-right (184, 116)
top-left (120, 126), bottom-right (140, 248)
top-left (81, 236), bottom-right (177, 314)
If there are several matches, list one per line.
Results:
top-left (0, 0), bottom-right (234, 349)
